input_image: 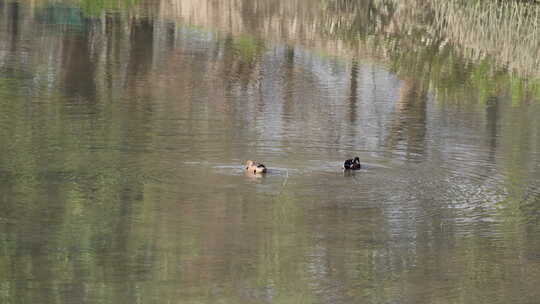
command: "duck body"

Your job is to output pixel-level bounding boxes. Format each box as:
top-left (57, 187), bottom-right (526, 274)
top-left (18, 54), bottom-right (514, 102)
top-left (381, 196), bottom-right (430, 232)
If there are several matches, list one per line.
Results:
top-left (343, 157), bottom-right (361, 170)
top-left (245, 160), bottom-right (267, 174)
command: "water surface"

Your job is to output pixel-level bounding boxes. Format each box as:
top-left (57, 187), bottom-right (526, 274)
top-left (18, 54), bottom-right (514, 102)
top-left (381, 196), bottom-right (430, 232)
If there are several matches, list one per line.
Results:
top-left (1, 1), bottom-right (540, 303)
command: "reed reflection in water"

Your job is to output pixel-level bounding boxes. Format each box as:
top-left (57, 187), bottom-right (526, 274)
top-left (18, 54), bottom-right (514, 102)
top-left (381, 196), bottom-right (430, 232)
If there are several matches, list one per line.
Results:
top-left (1, 1), bottom-right (540, 304)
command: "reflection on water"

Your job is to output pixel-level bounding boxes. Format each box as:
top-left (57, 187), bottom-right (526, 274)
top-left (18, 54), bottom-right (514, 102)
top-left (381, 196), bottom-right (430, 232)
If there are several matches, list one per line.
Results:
top-left (1, 1), bottom-right (540, 303)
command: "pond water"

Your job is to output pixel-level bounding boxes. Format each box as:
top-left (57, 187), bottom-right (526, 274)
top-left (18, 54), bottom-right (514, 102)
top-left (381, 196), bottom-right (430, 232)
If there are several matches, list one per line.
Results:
top-left (1, 0), bottom-right (540, 303)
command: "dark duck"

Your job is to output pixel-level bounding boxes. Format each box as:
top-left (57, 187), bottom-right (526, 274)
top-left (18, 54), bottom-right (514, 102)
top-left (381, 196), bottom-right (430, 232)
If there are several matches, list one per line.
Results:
top-left (343, 157), bottom-right (361, 170)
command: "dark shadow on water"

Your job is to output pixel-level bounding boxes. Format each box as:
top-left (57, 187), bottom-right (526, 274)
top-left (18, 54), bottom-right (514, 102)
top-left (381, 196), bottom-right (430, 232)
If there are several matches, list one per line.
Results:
top-left (126, 17), bottom-right (154, 88)
top-left (62, 27), bottom-right (97, 100)
top-left (385, 76), bottom-right (427, 161)
top-left (348, 59), bottom-right (359, 124)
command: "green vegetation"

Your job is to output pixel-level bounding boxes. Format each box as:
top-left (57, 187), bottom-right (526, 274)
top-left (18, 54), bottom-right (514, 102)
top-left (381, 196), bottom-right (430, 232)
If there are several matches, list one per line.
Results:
top-left (79, 0), bottom-right (138, 16)
top-left (233, 34), bottom-right (265, 63)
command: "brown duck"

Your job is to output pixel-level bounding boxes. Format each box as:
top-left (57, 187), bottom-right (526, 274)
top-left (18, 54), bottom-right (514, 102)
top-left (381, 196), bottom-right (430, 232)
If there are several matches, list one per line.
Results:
top-left (245, 160), bottom-right (267, 174)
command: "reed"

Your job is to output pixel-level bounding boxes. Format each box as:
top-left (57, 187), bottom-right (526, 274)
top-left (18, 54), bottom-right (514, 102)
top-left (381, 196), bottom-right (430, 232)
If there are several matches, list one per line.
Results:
top-left (431, 0), bottom-right (540, 79)
top-left (14, 0), bottom-right (540, 103)
top-left (312, 0), bottom-right (540, 102)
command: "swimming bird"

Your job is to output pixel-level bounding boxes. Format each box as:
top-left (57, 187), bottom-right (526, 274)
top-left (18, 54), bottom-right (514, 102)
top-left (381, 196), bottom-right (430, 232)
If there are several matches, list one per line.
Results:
top-left (343, 157), bottom-right (361, 170)
top-left (245, 160), bottom-right (267, 174)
